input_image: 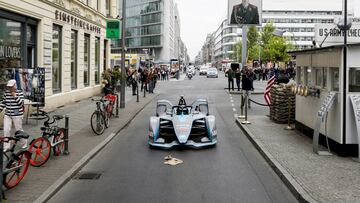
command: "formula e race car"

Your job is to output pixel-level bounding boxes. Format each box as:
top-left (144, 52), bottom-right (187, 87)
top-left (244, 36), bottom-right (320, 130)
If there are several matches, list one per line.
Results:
top-left (148, 96), bottom-right (217, 149)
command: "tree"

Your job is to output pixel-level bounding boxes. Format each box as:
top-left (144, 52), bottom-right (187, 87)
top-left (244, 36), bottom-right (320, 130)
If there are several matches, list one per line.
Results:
top-left (261, 22), bottom-right (276, 48)
top-left (233, 40), bottom-right (242, 62)
top-left (247, 26), bottom-right (259, 49)
top-left (248, 44), bottom-right (263, 62)
top-left (262, 36), bottom-right (293, 62)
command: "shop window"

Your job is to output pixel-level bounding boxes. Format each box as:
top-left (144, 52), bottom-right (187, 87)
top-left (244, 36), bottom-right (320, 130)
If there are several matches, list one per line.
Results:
top-left (52, 24), bottom-right (62, 93)
top-left (95, 37), bottom-right (100, 85)
top-left (304, 67), bottom-right (309, 85)
top-left (71, 30), bottom-right (77, 89)
top-left (106, 0), bottom-right (110, 16)
top-left (296, 67), bottom-right (302, 83)
top-left (330, 68), bottom-right (339, 91)
top-left (349, 67), bottom-right (360, 92)
top-left (84, 34), bottom-right (90, 87)
top-left (0, 18), bottom-right (21, 68)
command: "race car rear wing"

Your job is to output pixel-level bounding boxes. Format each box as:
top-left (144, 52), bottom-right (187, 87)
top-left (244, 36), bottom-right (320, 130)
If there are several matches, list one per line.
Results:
top-left (156, 100), bottom-right (173, 116)
top-left (191, 99), bottom-right (209, 116)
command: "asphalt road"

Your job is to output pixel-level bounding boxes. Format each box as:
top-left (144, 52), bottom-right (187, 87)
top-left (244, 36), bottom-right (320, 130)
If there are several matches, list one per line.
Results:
top-left (49, 72), bottom-right (297, 203)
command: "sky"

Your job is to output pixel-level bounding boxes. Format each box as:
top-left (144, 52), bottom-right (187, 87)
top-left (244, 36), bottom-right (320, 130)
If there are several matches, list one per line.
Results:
top-left (176, 0), bottom-right (359, 61)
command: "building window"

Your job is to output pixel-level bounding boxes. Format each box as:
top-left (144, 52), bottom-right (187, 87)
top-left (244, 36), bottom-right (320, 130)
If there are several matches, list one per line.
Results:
top-left (315, 68), bottom-right (322, 87)
top-left (349, 68), bottom-right (360, 92)
top-left (95, 37), bottom-right (100, 85)
top-left (0, 18), bottom-right (21, 69)
top-left (331, 68), bottom-right (339, 91)
top-left (71, 30), bottom-right (77, 89)
top-left (52, 24), bottom-right (62, 93)
top-left (106, 0), bottom-right (110, 16)
top-left (97, 0), bottom-right (100, 11)
top-left (84, 34), bottom-right (90, 87)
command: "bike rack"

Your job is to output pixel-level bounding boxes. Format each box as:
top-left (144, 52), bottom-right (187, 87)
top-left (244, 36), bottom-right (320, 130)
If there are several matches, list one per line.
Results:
top-left (64, 115), bottom-right (70, 155)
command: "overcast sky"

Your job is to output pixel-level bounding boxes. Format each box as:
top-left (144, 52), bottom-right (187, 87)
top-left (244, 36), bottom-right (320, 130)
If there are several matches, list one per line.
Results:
top-left (177, 0), bottom-right (359, 61)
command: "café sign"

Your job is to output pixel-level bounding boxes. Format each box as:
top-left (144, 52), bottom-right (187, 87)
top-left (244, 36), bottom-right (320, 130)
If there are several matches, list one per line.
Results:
top-left (55, 10), bottom-right (101, 34)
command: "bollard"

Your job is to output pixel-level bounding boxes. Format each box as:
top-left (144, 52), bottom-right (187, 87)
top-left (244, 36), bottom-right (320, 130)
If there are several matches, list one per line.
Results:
top-left (143, 83), bottom-right (146, 98)
top-left (63, 115), bottom-right (70, 155)
top-left (285, 96), bottom-right (294, 130)
top-left (136, 82), bottom-right (139, 102)
top-left (241, 92), bottom-right (251, 124)
top-left (238, 91), bottom-right (245, 119)
top-left (115, 93), bottom-right (119, 118)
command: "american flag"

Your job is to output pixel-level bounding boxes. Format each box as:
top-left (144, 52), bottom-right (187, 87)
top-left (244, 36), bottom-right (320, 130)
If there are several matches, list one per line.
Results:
top-left (264, 75), bottom-right (276, 106)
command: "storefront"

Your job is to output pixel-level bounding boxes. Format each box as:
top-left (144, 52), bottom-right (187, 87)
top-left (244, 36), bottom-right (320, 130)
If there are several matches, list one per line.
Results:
top-left (0, 0), bottom-right (116, 109)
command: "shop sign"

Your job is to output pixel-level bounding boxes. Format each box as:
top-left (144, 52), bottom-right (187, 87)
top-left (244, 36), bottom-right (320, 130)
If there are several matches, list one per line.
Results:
top-left (55, 10), bottom-right (101, 34)
top-left (106, 20), bottom-right (120, 39)
top-left (0, 45), bottom-right (21, 59)
top-left (315, 24), bottom-right (360, 44)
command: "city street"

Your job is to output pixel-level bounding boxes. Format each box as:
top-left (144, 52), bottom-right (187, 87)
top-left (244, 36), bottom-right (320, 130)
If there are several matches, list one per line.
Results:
top-left (48, 72), bottom-right (296, 203)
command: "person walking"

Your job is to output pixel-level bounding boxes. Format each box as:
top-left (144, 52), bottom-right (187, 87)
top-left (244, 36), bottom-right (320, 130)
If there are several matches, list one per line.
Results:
top-left (227, 68), bottom-right (235, 91)
top-left (0, 79), bottom-right (26, 151)
top-left (235, 68), bottom-right (241, 91)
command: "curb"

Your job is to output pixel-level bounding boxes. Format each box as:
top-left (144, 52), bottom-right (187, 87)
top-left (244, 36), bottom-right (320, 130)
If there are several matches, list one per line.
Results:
top-left (35, 94), bottom-right (158, 203)
top-left (235, 118), bottom-right (318, 203)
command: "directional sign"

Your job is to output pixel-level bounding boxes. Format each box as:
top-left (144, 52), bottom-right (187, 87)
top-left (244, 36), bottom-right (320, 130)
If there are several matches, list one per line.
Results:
top-left (106, 20), bottom-right (120, 39)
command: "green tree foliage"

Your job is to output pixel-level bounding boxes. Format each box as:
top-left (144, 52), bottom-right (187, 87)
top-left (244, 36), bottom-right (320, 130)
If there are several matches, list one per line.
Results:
top-left (247, 26), bottom-right (259, 49)
top-left (261, 22), bottom-right (276, 48)
top-left (262, 36), bottom-right (292, 62)
top-left (233, 40), bottom-right (242, 62)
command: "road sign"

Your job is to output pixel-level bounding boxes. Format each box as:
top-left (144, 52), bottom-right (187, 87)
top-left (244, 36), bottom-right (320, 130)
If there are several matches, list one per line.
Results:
top-left (106, 20), bottom-right (120, 39)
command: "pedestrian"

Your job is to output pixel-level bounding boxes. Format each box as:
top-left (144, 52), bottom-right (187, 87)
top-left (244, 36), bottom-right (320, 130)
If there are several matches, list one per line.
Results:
top-left (242, 66), bottom-right (255, 108)
top-left (131, 70), bottom-right (138, 95)
top-left (0, 79), bottom-right (27, 151)
top-left (235, 68), bottom-right (241, 91)
top-left (227, 68), bottom-right (235, 91)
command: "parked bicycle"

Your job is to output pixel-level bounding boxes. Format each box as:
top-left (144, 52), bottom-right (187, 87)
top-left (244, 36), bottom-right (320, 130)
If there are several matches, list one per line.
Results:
top-left (1, 131), bottom-right (31, 189)
top-left (28, 111), bottom-right (65, 167)
top-left (91, 97), bottom-right (111, 135)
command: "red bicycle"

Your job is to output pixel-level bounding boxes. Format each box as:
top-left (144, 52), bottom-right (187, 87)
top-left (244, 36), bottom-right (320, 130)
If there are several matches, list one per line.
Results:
top-left (1, 131), bottom-right (31, 189)
top-left (28, 111), bottom-right (65, 167)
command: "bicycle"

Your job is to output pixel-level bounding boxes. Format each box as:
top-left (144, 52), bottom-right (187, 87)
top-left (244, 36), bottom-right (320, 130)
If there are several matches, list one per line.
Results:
top-left (90, 97), bottom-right (111, 135)
top-left (28, 111), bottom-right (65, 167)
top-left (1, 131), bottom-right (31, 189)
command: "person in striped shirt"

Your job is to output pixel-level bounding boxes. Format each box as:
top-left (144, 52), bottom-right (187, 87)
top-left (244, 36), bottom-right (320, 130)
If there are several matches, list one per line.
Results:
top-left (0, 79), bottom-right (27, 151)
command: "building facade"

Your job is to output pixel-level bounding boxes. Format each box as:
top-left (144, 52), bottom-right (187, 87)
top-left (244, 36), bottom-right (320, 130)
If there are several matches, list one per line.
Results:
top-left (262, 10), bottom-right (342, 50)
top-left (112, 0), bottom-right (188, 64)
top-left (213, 19), bottom-right (242, 65)
top-left (0, 0), bottom-right (117, 109)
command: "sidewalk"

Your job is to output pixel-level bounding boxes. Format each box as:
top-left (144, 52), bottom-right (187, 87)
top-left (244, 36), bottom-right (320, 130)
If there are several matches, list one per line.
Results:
top-left (5, 87), bottom-right (158, 202)
top-left (234, 95), bottom-right (360, 203)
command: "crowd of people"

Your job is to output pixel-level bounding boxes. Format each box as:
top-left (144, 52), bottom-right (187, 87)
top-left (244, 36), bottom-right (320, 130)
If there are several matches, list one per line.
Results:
top-left (226, 62), bottom-right (296, 92)
top-left (102, 65), bottom-right (175, 97)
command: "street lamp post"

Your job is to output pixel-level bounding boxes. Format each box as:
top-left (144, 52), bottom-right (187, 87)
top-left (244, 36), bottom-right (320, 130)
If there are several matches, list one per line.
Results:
top-left (120, 0), bottom-right (127, 109)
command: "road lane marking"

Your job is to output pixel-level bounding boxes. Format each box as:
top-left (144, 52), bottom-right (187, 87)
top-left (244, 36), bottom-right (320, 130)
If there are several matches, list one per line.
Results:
top-left (232, 108), bottom-right (236, 112)
top-left (230, 100), bottom-right (233, 103)
top-left (234, 114), bottom-right (238, 118)
top-left (231, 103), bottom-right (234, 107)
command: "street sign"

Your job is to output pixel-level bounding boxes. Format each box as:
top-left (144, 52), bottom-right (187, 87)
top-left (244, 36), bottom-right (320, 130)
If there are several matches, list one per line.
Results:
top-left (315, 24), bottom-right (360, 45)
top-left (106, 20), bottom-right (120, 39)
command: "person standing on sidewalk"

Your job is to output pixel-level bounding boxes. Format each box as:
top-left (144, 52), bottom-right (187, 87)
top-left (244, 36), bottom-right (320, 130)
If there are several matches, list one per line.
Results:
top-left (235, 68), bottom-right (241, 91)
top-left (0, 79), bottom-right (26, 151)
top-left (227, 68), bottom-right (235, 91)
top-left (242, 66), bottom-right (255, 108)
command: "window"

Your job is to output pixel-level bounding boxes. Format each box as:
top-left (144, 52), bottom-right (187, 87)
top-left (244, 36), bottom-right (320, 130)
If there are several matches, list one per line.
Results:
top-left (331, 68), bottom-right (339, 91)
top-left (315, 68), bottom-right (322, 87)
top-left (84, 34), bottom-right (90, 87)
top-left (296, 67), bottom-right (302, 83)
top-left (97, 0), bottom-right (100, 11)
top-left (349, 68), bottom-right (360, 92)
top-left (323, 68), bottom-right (327, 88)
top-left (105, 0), bottom-right (110, 16)
top-left (0, 18), bottom-right (21, 68)
top-left (95, 37), bottom-right (100, 85)
top-left (71, 30), bottom-right (77, 89)
top-left (52, 25), bottom-right (62, 93)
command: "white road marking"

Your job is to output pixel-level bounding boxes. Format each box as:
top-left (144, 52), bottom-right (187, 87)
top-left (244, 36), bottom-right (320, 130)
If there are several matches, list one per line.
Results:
top-left (231, 103), bottom-right (234, 107)
top-left (232, 108), bottom-right (236, 112)
top-left (230, 100), bottom-right (234, 103)
top-left (234, 114), bottom-right (238, 118)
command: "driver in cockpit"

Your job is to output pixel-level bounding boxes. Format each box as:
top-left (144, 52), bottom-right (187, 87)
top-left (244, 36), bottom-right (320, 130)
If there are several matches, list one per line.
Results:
top-left (178, 95), bottom-right (186, 106)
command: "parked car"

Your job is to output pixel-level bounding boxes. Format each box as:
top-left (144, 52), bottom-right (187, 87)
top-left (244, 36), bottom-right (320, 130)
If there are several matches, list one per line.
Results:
top-left (207, 68), bottom-right (218, 78)
top-left (199, 66), bottom-right (208, 75)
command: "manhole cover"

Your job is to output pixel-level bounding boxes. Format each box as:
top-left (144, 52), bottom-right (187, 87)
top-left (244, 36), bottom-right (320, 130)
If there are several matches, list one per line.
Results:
top-left (74, 172), bottom-right (102, 180)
